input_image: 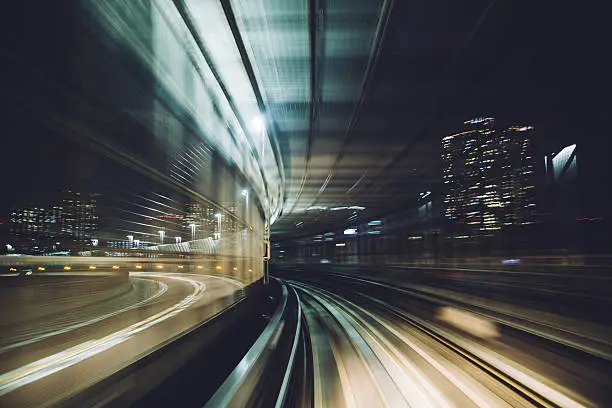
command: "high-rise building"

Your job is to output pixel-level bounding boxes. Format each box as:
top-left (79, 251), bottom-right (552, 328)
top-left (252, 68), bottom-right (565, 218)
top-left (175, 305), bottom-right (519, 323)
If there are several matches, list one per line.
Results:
top-left (8, 205), bottom-right (63, 253)
top-left (545, 144), bottom-right (577, 182)
top-left (541, 144), bottom-right (580, 224)
top-left (442, 118), bottom-right (537, 236)
top-left (9, 206), bottom-right (61, 235)
top-left (60, 190), bottom-right (99, 242)
top-left (502, 126), bottom-right (538, 226)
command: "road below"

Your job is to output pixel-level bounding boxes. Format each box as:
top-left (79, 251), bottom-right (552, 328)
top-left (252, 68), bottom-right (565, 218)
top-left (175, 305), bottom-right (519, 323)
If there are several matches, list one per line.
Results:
top-left (0, 271), bottom-right (245, 407)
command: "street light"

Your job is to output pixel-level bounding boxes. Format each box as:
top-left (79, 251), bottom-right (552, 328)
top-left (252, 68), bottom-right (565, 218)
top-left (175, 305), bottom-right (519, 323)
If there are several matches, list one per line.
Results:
top-left (215, 213), bottom-right (222, 240)
top-left (189, 223), bottom-right (196, 241)
top-left (158, 230), bottom-right (165, 244)
top-left (241, 190), bottom-right (249, 220)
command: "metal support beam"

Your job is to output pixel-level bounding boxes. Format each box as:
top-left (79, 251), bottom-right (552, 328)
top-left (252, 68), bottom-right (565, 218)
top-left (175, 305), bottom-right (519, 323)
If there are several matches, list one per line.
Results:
top-left (284, 0), bottom-right (325, 216)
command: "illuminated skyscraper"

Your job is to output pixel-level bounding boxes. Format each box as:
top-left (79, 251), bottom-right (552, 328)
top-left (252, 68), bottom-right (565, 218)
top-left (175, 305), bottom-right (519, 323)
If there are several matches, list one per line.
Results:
top-left (501, 126), bottom-right (538, 226)
top-left (60, 190), bottom-right (99, 242)
top-left (8, 206), bottom-right (58, 253)
top-left (442, 118), bottom-right (537, 235)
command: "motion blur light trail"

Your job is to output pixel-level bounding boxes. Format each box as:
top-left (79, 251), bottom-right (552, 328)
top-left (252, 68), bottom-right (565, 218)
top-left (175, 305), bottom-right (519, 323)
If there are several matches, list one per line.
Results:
top-left (284, 278), bottom-right (592, 408)
top-left (0, 273), bottom-right (206, 396)
top-left (0, 272), bottom-right (251, 396)
top-left (0, 277), bottom-right (169, 353)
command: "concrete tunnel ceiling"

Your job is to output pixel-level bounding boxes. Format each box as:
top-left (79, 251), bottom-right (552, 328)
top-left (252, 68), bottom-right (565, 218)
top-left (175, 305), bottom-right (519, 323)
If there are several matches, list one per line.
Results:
top-left (183, 0), bottom-right (610, 239)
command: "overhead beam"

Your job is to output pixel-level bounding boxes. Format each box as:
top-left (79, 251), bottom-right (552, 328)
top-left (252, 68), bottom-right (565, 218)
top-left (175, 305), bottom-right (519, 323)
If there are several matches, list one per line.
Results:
top-left (284, 0), bottom-right (325, 216)
top-left (306, 0), bottom-right (396, 203)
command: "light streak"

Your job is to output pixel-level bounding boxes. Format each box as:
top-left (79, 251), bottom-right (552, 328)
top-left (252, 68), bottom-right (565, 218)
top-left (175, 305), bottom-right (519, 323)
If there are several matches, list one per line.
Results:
top-left (0, 274), bottom-right (205, 396)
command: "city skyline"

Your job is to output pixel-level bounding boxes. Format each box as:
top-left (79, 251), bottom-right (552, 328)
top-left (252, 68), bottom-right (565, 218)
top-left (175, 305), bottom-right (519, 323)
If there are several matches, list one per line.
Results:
top-left (4, 186), bottom-right (246, 254)
top-left (7, 190), bottom-right (100, 254)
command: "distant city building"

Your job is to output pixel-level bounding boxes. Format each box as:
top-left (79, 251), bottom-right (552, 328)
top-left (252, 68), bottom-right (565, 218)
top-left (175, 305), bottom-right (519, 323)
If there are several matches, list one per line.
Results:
top-left (7, 191), bottom-right (100, 253)
top-left (545, 144), bottom-right (577, 182)
top-left (10, 206), bottom-right (61, 236)
top-left (442, 118), bottom-right (537, 236)
top-left (541, 144), bottom-right (580, 224)
top-left (224, 205), bottom-right (238, 234)
top-left (8, 206), bottom-right (61, 252)
top-left (60, 190), bottom-right (99, 242)
top-left (501, 126), bottom-right (538, 226)
top-left (184, 203), bottom-right (216, 239)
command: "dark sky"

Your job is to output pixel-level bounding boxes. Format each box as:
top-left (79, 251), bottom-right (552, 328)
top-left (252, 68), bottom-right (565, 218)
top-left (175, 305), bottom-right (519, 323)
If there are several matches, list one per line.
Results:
top-left (368, 0), bottom-right (612, 149)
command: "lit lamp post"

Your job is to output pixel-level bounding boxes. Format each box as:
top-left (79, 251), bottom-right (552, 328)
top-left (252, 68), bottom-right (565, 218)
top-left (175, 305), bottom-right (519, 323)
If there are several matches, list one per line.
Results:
top-left (189, 223), bottom-right (196, 241)
top-left (215, 213), bottom-right (222, 240)
top-left (241, 190), bottom-right (250, 249)
top-left (158, 230), bottom-right (165, 245)
top-left (242, 189), bottom-right (249, 221)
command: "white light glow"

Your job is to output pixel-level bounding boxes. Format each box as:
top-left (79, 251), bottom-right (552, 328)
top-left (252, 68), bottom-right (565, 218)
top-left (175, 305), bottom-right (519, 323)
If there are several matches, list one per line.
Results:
top-left (306, 205), bottom-right (327, 211)
top-left (251, 115), bottom-right (265, 133)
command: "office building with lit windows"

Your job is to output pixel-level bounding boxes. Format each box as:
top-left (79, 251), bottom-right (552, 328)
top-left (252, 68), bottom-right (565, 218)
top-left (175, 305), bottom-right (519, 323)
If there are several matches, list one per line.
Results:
top-left (60, 190), bottom-right (100, 243)
top-left (9, 205), bottom-right (63, 253)
top-left (7, 191), bottom-right (100, 253)
top-left (442, 118), bottom-right (537, 236)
